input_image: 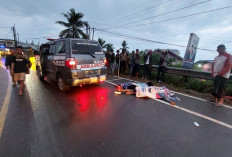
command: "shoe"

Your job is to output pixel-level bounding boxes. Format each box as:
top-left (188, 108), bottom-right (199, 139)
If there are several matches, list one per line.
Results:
top-left (214, 103), bottom-right (223, 107)
top-left (158, 80), bottom-right (162, 83)
top-left (12, 82), bottom-right (16, 87)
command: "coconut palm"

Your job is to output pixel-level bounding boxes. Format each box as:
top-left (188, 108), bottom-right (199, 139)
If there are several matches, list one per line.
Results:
top-left (121, 40), bottom-right (129, 50)
top-left (105, 43), bottom-right (114, 51)
top-left (98, 38), bottom-right (106, 49)
top-left (56, 8), bottom-right (89, 38)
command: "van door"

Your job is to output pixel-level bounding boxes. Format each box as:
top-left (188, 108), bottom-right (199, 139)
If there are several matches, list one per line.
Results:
top-left (71, 40), bottom-right (105, 77)
top-left (46, 44), bottom-right (56, 80)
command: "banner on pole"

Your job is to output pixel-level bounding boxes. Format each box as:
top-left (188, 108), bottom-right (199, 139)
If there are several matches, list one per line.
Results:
top-left (182, 33), bottom-right (200, 69)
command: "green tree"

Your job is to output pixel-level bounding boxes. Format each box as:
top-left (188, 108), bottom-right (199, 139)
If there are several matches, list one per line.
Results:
top-left (105, 43), bottom-right (114, 51)
top-left (56, 8), bottom-right (89, 38)
top-left (98, 38), bottom-right (106, 50)
top-left (121, 40), bottom-right (129, 50)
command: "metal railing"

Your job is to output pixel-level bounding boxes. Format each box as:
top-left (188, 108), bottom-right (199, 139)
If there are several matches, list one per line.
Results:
top-left (146, 65), bottom-right (232, 83)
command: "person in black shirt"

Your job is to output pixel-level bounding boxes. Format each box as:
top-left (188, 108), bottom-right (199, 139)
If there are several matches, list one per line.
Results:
top-left (142, 49), bottom-right (153, 80)
top-left (115, 50), bottom-right (120, 74)
top-left (5, 48), bottom-right (16, 86)
top-left (10, 46), bottom-right (30, 96)
top-left (108, 49), bottom-right (115, 75)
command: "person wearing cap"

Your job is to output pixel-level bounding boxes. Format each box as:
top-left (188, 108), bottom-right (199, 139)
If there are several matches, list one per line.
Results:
top-left (10, 46), bottom-right (31, 96)
top-left (157, 50), bottom-right (170, 82)
top-left (211, 44), bottom-right (232, 106)
top-left (142, 49), bottom-right (153, 80)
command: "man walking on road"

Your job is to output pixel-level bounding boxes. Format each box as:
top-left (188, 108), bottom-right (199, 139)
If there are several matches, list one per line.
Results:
top-left (5, 48), bottom-right (16, 87)
top-left (142, 49), bottom-right (153, 80)
top-left (157, 50), bottom-right (170, 82)
top-left (211, 44), bottom-right (232, 106)
top-left (10, 46), bottom-right (31, 96)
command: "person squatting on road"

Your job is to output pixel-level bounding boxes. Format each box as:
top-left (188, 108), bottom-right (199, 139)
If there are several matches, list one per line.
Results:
top-left (5, 48), bottom-right (16, 87)
top-left (157, 50), bottom-right (170, 82)
top-left (142, 49), bottom-right (153, 80)
top-left (10, 46), bottom-right (31, 96)
top-left (211, 44), bottom-right (232, 106)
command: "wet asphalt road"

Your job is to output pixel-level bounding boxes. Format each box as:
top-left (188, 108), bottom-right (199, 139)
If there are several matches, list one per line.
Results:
top-left (0, 65), bottom-right (232, 157)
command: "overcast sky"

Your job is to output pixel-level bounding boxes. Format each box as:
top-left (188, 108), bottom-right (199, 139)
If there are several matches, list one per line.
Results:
top-left (0, 0), bottom-right (232, 61)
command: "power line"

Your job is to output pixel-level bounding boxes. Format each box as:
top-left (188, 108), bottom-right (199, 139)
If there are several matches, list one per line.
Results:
top-left (4, 29), bottom-right (12, 39)
top-left (95, 28), bottom-right (218, 52)
top-left (0, 27), bottom-right (12, 28)
top-left (126, 5), bottom-right (232, 28)
top-left (108, 0), bottom-right (186, 24)
top-left (120, 0), bottom-right (211, 27)
top-left (105, 0), bottom-right (151, 23)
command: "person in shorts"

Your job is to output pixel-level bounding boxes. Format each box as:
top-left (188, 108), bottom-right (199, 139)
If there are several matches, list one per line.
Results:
top-left (10, 46), bottom-right (31, 96)
top-left (5, 48), bottom-right (16, 86)
top-left (211, 44), bottom-right (232, 106)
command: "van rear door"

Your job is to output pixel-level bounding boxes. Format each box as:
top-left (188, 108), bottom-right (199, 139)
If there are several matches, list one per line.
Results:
top-left (71, 40), bottom-right (105, 72)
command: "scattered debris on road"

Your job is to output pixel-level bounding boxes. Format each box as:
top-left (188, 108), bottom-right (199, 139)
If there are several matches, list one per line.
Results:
top-left (194, 122), bottom-right (200, 127)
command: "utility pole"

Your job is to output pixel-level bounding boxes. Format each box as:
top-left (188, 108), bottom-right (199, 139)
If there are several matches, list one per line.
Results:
top-left (92, 28), bottom-right (95, 40)
top-left (12, 24), bottom-right (17, 48)
top-left (17, 33), bottom-right (19, 45)
top-left (88, 26), bottom-right (91, 40)
top-left (86, 25), bottom-right (89, 39)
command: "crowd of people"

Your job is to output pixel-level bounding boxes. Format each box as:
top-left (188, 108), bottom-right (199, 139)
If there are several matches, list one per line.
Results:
top-left (3, 44), bottom-right (231, 107)
top-left (105, 48), bottom-right (170, 82)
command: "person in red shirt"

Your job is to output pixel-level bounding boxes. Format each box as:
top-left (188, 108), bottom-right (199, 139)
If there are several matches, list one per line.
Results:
top-left (211, 44), bottom-right (232, 106)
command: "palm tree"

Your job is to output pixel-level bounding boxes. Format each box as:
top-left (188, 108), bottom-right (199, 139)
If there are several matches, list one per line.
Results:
top-left (121, 40), bottom-right (129, 50)
top-left (105, 43), bottom-right (114, 51)
top-left (98, 38), bottom-right (106, 50)
top-left (56, 8), bottom-right (89, 39)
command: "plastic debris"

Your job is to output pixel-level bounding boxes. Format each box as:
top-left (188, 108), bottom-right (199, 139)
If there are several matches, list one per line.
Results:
top-left (194, 122), bottom-right (199, 127)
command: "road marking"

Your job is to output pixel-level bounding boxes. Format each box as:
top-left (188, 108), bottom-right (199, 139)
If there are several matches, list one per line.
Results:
top-left (173, 91), bottom-right (232, 109)
top-left (0, 65), bottom-right (11, 137)
top-left (105, 81), bottom-right (117, 85)
top-left (107, 78), bottom-right (125, 82)
top-left (114, 76), bottom-right (140, 83)
top-left (112, 76), bottom-right (232, 109)
top-left (105, 77), bottom-right (232, 129)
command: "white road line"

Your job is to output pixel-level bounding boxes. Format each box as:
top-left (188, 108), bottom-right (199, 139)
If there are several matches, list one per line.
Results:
top-left (114, 76), bottom-right (140, 83)
top-left (0, 65), bottom-right (11, 137)
top-left (112, 76), bottom-right (232, 109)
top-left (107, 78), bottom-right (125, 82)
top-left (105, 78), bottom-right (232, 129)
top-left (105, 81), bottom-right (117, 85)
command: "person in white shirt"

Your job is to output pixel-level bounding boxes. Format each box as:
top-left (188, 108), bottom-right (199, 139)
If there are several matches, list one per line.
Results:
top-left (211, 44), bottom-right (232, 106)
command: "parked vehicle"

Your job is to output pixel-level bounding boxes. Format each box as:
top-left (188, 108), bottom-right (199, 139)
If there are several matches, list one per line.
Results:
top-left (35, 38), bottom-right (107, 92)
